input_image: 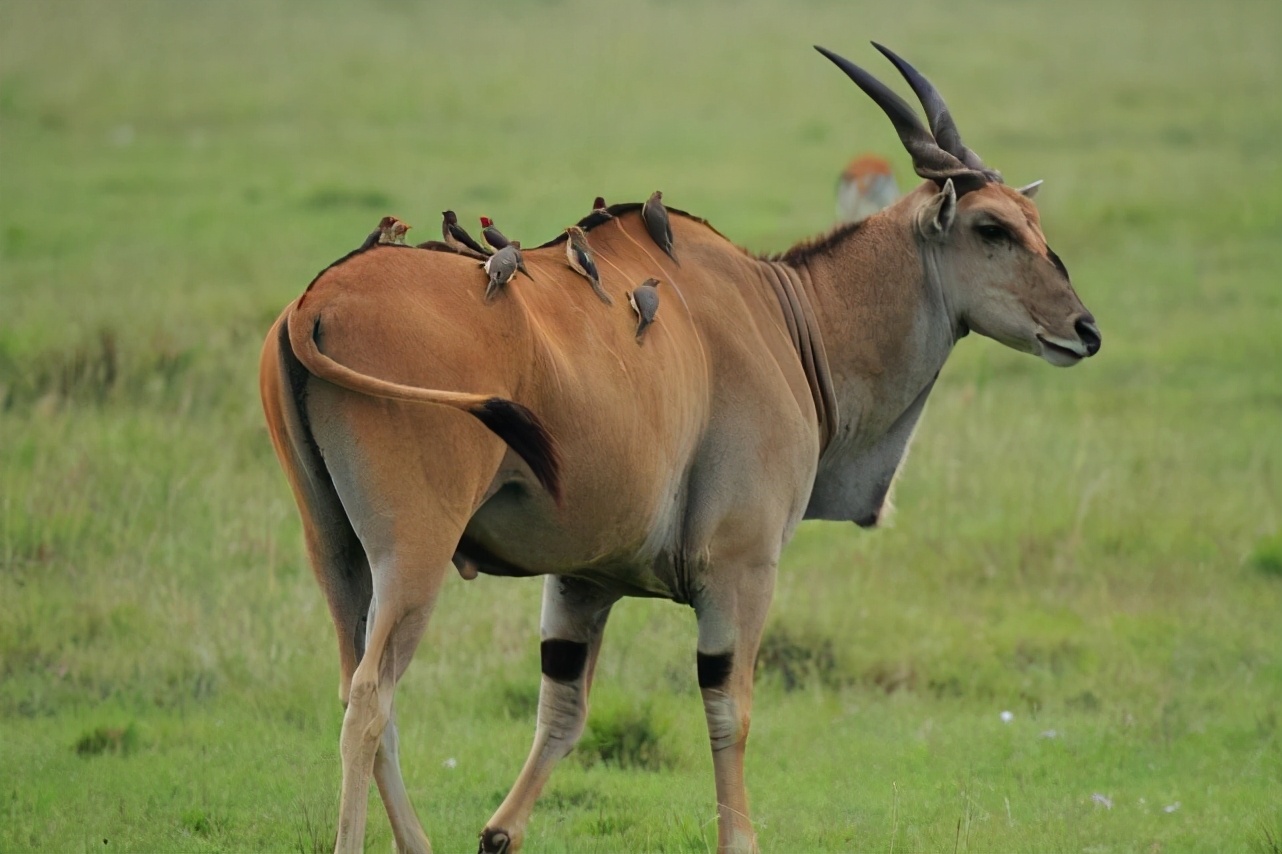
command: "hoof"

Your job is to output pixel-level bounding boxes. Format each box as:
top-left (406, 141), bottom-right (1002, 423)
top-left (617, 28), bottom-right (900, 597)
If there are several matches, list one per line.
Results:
top-left (478, 827), bottom-right (511, 854)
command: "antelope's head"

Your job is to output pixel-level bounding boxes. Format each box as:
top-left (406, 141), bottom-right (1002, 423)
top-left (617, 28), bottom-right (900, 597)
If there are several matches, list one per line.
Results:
top-left (819, 44), bottom-right (1101, 366)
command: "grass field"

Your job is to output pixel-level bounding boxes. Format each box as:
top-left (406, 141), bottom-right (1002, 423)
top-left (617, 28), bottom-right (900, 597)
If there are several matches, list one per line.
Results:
top-left (2, 1), bottom-right (1280, 851)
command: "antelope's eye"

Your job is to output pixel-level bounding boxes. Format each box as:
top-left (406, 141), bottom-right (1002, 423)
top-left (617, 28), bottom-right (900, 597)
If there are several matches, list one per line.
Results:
top-left (976, 223), bottom-right (1009, 242)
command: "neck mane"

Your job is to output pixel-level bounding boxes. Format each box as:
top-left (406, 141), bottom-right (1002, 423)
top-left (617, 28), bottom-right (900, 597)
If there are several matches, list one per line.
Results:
top-left (759, 213), bottom-right (958, 523)
top-left (767, 209), bottom-right (957, 464)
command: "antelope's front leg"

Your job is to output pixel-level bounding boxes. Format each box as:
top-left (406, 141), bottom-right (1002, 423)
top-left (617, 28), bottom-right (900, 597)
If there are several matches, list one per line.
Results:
top-left (695, 563), bottom-right (776, 854)
top-left (479, 576), bottom-right (619, 853)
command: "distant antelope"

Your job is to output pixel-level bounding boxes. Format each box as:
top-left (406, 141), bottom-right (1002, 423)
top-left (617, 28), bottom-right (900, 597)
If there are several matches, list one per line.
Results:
top-left (836, 151), bottom-right (900, 222)
top-left (260, 42), bottom-right (1100, 854)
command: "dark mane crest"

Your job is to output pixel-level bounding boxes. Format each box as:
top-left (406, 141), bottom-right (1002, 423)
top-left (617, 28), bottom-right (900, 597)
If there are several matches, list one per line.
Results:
top-left (304, 201), bottom-right (731, 303)
top-left (535, 202), bottom-right (726, 249)
top-left (766, 218), bottom-right (869, 265)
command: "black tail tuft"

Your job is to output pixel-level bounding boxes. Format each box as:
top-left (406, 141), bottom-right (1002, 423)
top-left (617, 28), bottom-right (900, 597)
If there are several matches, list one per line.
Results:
top-left (469, 397), bottom-right (563, 503)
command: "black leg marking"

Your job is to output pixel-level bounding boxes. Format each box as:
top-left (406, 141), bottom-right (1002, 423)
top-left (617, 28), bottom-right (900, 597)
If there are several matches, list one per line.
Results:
top-left (541, 639), bottom-right (589, 683)
top-left (697, 651), bottom-right (734, 690)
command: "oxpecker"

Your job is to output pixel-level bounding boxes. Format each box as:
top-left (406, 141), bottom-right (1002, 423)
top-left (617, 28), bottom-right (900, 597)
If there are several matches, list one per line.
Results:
top-left (376, 215), bottom-right (410, 246)
top-left (482, 241), bottom-right (524, 302)
top-left (628, 278), bottom-right (660, 342)
top-left (480, 216), bottom-right (510, 252)
top-left (592, 196), bottom-right (611, 217)
top-left (442, 210), bottom-right (491, 256)
top-left (641, 190), bottom-right (676, 261)
top-left (565, 225), bottom-right (611, 306)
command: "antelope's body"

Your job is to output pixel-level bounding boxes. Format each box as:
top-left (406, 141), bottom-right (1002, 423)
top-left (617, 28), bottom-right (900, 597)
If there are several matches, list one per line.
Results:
top-left (261, 45), bottom-right (1101, 854)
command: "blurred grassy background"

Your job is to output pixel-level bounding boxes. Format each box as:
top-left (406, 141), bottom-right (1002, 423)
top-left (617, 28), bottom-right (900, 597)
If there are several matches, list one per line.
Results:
top-left (2, 0), bottom-right (1280, 851)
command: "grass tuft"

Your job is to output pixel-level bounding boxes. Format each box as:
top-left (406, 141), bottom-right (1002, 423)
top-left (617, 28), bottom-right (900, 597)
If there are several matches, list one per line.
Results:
top-left (1252, 817), bottom-right (1282, 854)
top-left (756, 624), bottom-right (844, 691)
top-left (74, 723), bottom-right (137, 757)
top-left (1248, 534), bottom-right (1282, 578)
top-left (578, 696), bottom-right (671, 771)
top-left (293, 794), bottom-right (336, 854)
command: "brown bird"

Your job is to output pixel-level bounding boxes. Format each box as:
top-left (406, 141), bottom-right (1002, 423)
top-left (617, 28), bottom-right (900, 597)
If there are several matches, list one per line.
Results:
top-left (565, 226), bottom-right (611, 306)
top-left (628, 278), bottom-right (660, 342)
top-left (592, 196), bottom-right (611, 217)
top-left (376, 215), bottom-right (410, 245)
top-left (482, 241), bottom-right (526, 301)
top-left (480, 216), bottom-right (510, 252)
top-left (442, 210), bottom-right (491, 256)
top-left (641, 191), bottom-right (676, 261)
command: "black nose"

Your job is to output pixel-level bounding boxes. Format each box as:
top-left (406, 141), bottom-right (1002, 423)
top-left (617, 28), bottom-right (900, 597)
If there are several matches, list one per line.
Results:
top-left (1075, 316), bottom-right (1102, 356)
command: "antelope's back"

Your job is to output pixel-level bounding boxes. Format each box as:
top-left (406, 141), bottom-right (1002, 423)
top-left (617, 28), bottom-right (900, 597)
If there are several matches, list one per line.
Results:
top-left (269, 210), bottom-right (816, 573)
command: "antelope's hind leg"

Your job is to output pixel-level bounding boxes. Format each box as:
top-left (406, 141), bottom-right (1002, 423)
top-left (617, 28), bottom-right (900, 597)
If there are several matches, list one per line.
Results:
top-left (479, 577), bottom-right (620, 853)
top-left (336, 554), bottom-right (444, 854)
top-left (316, 405), bottom-right (507, 854)
top-left (283, 456), bottom-right (435, 854)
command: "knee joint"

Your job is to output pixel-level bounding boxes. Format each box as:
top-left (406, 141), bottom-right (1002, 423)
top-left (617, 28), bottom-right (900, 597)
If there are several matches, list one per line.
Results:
top-left (702, 688), bottom-right (748, 751)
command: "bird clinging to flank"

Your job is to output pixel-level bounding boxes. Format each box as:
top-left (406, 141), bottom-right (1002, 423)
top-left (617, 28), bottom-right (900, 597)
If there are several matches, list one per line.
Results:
top-left (482, 241), bottom-right (525, 302)
top-left (480, 216), bottom-right (510, 252)
top-left (442, 210), bottom-right (491, 256)
top-left (565, 225), bottom-right (611, 306)
top-left (628, 278), bottom-right (660, 343)
top-left (641, 190), bottom-right (676, 262)
top-left (376, 215), bottom-right (411, 245)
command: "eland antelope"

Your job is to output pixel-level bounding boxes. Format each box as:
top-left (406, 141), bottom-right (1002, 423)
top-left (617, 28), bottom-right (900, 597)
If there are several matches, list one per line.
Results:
top-left (260, 42), bottom-right (1100, 854)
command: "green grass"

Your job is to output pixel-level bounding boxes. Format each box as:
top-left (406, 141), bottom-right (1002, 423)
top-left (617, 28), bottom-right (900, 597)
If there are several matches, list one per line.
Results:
top-left (3, 0), bottom-right (1281, 851)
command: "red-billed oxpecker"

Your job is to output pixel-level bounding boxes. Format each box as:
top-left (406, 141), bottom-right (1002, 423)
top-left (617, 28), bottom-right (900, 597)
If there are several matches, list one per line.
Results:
top-left (480, 216), bottom-right (510, 252)
top-left (641, 190), bottom-right (676, 261)
top-left (442, 209), bottom-right (491, 257)
top-left (375, 215), bottom-right (410, 245)
top-left (564, 226), bottom-right (611, 305)
top-left (482, 241), bottom-right (525, 302)
top-left (628, 278), bottom-right (660, 342)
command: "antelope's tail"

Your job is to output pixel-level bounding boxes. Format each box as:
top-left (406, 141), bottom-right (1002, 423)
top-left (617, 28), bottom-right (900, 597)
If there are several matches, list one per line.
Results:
top-left (285, 301), bottom-right (562, 502)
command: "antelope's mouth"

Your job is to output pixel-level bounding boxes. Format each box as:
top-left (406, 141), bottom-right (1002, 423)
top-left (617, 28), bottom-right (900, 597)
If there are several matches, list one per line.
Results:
top-left (1036, 334), bottom-right (1086, 367)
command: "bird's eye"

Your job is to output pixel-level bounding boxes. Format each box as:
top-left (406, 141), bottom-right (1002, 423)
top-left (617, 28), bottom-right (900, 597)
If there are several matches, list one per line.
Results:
top-left (976, 223), bottom-right (1009, 242)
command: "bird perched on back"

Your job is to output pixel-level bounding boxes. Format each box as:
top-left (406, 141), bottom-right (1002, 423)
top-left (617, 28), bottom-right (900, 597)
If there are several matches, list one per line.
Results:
top-left (641, 191), bottom-right (676, 262)
top-left (376, 215), bottom-right (411, 245)
top-left (564, 225), bottom-right (611, 306)
top-left (442, 210), bottom-right (491, 257)
top-left (482, 241), bottom-right (525, 302)
top-left (592, 196), bottom-right (611, 217)
top-left (835, 153), bottom-right (899, 223)
top-left (480, 216), bottom-right (510, 252)
top-left (628, 278), bottom-right (660, 343)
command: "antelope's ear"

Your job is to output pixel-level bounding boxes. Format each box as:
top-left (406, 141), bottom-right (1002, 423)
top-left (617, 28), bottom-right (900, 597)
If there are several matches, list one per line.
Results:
top-left (1017, 179), bottom-right (1043, 198)
top-left (916, 178), bottom-right (957, 241)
